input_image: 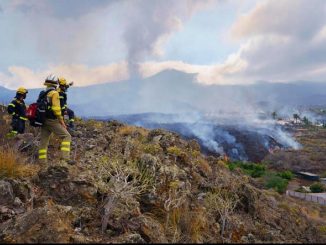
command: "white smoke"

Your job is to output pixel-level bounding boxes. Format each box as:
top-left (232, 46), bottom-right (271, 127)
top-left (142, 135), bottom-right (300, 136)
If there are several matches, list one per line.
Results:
top-left (122, 0), bottom-right (219, 76)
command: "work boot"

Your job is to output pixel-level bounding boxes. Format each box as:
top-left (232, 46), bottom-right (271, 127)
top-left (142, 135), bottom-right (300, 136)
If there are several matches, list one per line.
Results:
top-left (6, 131), bottom-right (17, 138)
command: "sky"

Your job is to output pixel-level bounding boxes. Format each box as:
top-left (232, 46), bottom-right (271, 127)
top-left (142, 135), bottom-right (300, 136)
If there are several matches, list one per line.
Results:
top-left (0, 0), bottom-right (326, 89)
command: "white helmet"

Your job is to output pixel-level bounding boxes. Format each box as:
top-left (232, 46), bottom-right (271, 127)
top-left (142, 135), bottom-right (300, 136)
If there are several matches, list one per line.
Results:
top-left (44, 74), bottom-right (59, 87)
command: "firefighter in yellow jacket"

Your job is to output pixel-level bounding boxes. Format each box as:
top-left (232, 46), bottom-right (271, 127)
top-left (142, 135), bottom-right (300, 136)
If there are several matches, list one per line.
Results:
top-left (38, 75), bottom-right (74, 165)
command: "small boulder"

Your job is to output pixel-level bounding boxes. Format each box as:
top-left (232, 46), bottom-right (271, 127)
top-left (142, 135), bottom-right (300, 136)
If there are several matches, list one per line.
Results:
top-left (0, 180), bottom-right (14, 206)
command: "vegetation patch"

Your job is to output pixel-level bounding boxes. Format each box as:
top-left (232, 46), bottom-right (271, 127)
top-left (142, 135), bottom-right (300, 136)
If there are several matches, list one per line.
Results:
top-left (142, 144), bottom-right (162, 155)
top-left (310, 182), bottom-right (325, 193)
top-left (228, 161), bottom-right (266, 178)
top-left (264, 174), bottom-right (289, 194)
top-left (276, 170), bottom-right (294, 180)
top-left (228, 161), bottom-right (292, 193)
top-left (0, 146), bottom-right (39, 179)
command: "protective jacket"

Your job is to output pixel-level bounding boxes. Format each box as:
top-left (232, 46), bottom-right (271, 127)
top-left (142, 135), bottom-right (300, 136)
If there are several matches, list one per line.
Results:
top-left (8, 98), bottom-right (27, 121)
top-left (57, 88), bottom-right (68, 114)
top-left (45, 89), bottom-right (63, 120)
top-left (7, 98), bottom-right (27, 134)
top-left (57, 88), bottom-right (75, 127)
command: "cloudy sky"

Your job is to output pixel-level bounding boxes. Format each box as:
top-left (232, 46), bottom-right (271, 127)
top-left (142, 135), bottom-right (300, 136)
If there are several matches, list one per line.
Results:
top-left (0, 0), bottom-right (325, 89)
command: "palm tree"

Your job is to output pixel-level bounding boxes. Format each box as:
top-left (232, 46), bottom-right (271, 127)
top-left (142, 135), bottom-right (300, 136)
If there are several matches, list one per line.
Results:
top-left (302, 116), bottom-right (311, 126)
top-left (271, 111), bottom-right (277, 120)
top-left (293, 113), bottom-right (300, 124)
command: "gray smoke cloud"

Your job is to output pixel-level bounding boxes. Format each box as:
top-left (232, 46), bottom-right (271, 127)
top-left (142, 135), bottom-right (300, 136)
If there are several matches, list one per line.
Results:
top-left (122, 0), bottom-right (219, 76)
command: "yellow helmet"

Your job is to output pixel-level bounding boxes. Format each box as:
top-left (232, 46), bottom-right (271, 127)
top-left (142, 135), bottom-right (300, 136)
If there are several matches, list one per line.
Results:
top-left (17, 87), bottom-right (28, 94)
top-left (58, 77), bottom-right (67, 86)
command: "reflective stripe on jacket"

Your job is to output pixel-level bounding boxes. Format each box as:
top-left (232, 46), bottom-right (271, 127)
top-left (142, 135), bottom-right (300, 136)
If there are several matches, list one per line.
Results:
top-left (7, 98), bottom-right (26, 120)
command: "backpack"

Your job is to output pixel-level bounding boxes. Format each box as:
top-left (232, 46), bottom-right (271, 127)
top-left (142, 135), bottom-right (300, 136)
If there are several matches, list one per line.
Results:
top-left (27, 88), bottom-right (54, 127)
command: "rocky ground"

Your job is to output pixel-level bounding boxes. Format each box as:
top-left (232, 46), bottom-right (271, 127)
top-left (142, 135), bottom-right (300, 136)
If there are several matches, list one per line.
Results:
top-left (0, 108), bottom-right (326, 243)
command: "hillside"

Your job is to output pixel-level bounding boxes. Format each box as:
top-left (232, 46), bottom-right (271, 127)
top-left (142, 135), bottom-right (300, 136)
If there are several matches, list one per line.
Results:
top-left (0, 106), bottom-right (325, 243)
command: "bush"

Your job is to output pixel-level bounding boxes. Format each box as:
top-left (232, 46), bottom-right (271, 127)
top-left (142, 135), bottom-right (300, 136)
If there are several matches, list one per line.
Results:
top-left (277, 170), bottom-right (294, 180)
top-left (118, 125), bottom-right (135, 136)
top-left (142, 144), bottom-right (162, 154)
top-left (264, 174), bottom-right (289, 194)
top-left (248, 167), bottom-right (266, 178)
top-left (0, 147), bottom-right (38, 179)
top-left (227, 162), bottom-right (237, 171)
top-left (310, 182), bottom-right (325, 193)
top-left (228, 161), bottom-right (266, 178)
top-left (167, 146), bottom-right (189, 165)
top-left (167, 146), bottom-right (184, 157)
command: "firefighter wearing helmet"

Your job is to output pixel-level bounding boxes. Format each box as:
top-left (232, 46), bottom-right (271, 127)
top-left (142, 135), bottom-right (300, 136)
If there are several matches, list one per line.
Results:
top-left (38, 75), bottom-right (74, 165)
top-left (58, 77), bottom-right (75, 130)
top-left (6, 87), bottom-right (28, 137)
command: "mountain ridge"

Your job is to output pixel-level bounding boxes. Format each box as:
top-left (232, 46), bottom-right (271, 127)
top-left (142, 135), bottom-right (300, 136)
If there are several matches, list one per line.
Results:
top-left (1, 70), bottom-right (326, 116)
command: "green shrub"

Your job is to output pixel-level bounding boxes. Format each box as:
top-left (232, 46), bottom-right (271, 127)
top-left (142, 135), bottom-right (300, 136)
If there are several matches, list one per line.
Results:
top-left (250, 168), bottom-right (266, 178)
top-left (277, 170), bottom-right (294, 180)
top-left (227, 162), bottom-right (237, 171)
top-left (264, 174), bottom-right (289, 194)
top-left (310, 182), bottom-right (325, 193)
top-left (227, 161), bottom-right (266, 178)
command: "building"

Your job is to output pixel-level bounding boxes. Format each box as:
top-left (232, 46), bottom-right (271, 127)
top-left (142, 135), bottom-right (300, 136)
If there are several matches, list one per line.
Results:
top-left (295, 171), bottom-right (320, 181)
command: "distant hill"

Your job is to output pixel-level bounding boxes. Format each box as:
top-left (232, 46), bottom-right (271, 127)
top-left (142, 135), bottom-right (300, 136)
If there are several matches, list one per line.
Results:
top-left (1, 70), bottom-right (326, 116)
top-left (0, 86), bottom-right (13, 104)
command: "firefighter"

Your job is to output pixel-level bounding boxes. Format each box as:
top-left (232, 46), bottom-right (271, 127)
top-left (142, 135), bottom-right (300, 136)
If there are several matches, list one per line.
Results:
top-left (58, 77), bottom-right (75, 129)
top-left (6, 87), bottom-right (28, 137)
top-left (38, 75), bottom-right (74, 165)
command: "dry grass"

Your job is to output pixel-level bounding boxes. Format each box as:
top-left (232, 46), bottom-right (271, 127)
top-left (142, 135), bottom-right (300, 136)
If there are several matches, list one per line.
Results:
top-left (117, 125), bottom-right (135, 136)
top-left (167, 146), bottom-right (189, 165)
top-left (0, 146), bottom-right (39, 179)
top-left (167, 146), bottom-right (184, 156)
top-left (182, 207), bottom-right (209, 243)
top-left (196, 158), bottom-right (212, 175)
top-left (142, 143), bottom-right (162, 155)
top-left (85, 119), bottom-right (104, 129)
top-left (118, 125), bottom-right (148, 138)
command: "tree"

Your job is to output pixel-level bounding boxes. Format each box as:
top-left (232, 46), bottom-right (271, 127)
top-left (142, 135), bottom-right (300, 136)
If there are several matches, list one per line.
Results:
top-left (302, 116), bottom-right (311, 126)
top-left (271, 111), bottom-right (277, 120)
top-left (293, 113), bottom-right (300, 124)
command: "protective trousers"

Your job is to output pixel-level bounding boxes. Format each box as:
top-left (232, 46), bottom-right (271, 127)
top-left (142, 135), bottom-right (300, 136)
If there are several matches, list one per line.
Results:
top-left (11, 117), bottom-right (26, 135)
top-left (67, 108), bottom-right (75, 125)
top-left (38, 119), bottom-right (71, 162)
